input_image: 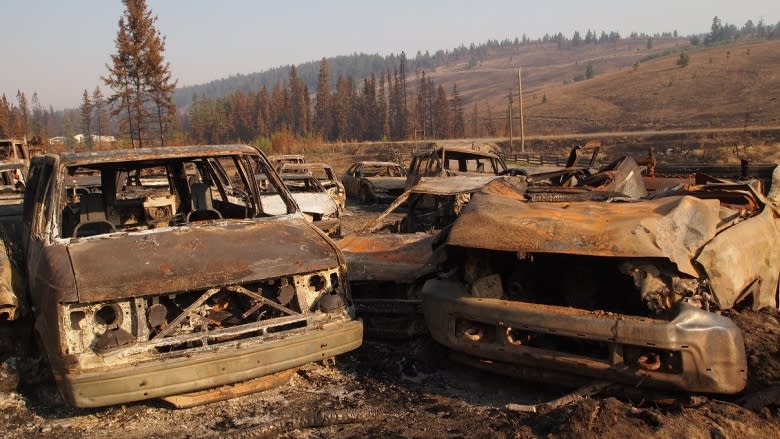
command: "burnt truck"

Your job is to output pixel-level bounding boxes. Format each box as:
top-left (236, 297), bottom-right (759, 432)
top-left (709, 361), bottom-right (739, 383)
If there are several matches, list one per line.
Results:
top-left (0, 144), bottom-right (362, 407)
top-left (422, 157), bottom-right (780, 394)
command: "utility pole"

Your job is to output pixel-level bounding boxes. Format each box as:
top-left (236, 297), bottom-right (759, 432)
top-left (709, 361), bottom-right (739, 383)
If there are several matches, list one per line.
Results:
top-left (517, 67), bottom-right (526, 153)
top-left (507, 90), bottom-right (513, 155)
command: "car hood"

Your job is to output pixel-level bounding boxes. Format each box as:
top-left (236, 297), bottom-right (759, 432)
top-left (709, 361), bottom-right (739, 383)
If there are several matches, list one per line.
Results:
top-left (338, 232), bottom-right (440, 282)
top-left (292, 193), bottom-right (339, 216)
top-left (67, 219), bottom-right (339, 303)
top-left (448, 185), bottom-right (724, 277)
top-left (364, 177), bottom-right (406, 190)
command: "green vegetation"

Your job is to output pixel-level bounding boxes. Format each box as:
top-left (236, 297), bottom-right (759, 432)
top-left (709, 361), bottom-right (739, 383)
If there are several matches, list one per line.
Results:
top-left (677, 51), bottom-right (690, 67)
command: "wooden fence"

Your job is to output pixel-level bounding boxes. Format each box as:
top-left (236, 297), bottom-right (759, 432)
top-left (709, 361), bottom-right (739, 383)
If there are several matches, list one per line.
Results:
top-left (506, 152), bottom-right (568, 167)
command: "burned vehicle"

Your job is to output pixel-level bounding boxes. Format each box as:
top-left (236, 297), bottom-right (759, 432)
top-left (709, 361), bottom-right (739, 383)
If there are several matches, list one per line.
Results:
top-left (339, 176), bottom-right (499, 337)
top-left (0, 138), bottom-right (31, 179)
top-left (267, 154), bottom-right (305, 171)
top-left (342, 161), bottom-right (407, 204)
top-left (422, 159), bottom-right (780, 394)
top-left (261, 173), bottom-right (341, 237)
top-left (0, 163), bottom-right (27, 321)
top-left (1, 145), bottom-right (361, 407)
top-left (405, 145), bottom-right (507, 189)
top-left (280, 162), bottom-right (346, 210)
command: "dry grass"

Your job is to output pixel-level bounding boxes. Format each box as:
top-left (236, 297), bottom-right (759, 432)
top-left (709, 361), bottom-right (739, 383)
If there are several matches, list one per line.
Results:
top-left (423, 39), bottom-right (780, 135)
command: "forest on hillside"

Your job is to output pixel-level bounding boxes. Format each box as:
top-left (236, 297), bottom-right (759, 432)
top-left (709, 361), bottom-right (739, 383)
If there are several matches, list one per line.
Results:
top-left (2, 16), bottom-right (779, 150)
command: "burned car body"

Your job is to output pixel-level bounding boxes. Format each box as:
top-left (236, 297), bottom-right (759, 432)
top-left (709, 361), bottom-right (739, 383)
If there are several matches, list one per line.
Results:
top-left (422, 160), bottom-right (780, 394)
top-left (0, 163), bottom-right (27, 321)
top-left (280, 162), bottom-right (346, 210)
top-left (8, 145), bottom-right (361, 407)
top-left (267, 154), bottom-right (305, 171)
top-left (405, 145), bottom-right (507, 189)
top-left (261, 173), bottom-right (341, 237)
top-left (342, 161), bottom-right (407, 204)
top-left (339, 176), bottom-right (499, 337)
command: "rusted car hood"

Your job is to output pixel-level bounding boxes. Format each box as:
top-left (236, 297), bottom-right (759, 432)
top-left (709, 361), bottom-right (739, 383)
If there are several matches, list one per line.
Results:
top-left (292, 193), bottom-right (338, 216)
top-left (338, 232), bottom-right (438, 282)
top-left (448, 191), bottom-right (722, 277)
top-left (365, 177), bottom-right (406, 190)
top-left (412, 175), bottom-right (501, 195)
top-left (67, 219), bottom-right (339, 303)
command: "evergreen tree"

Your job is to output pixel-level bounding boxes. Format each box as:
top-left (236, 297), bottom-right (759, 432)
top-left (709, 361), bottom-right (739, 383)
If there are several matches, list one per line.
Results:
top-left (30, 92), bottom-right (46, 144)
top-left (450, 84), bottom-right (465, 138)
top-left (80, 89), bottom-right (94, 150)
top-left (257, 86), bottom-right (271, 138)
top-left (16, 91), bottom-right (29, 138)
top-left (432, 85), bottom-right (449, 138)
top-left (289, 65), bottom-right (306, 136)
top-left (334, 75), bottom-right (352, 141)
top-left (377, 73), bottom-right (389, 140)
top-left (398, 52), bottom-right (408, 138)
top-left (92, 86), bottom-right (110, 148)
top-left (0, 94), bottom-right (8, 137)
top-left (677, 51), bottom-right (690, 67)
top-left (314, 58), bottom-right (332, 138)
top-left (145, 23), bottom-right (177, 146)
top-left (103, 0), bottom-right (175, 148)
top-left (470, 102), bottom-right (479, 138)
top-left (572, 31), bottom-right (582, 46)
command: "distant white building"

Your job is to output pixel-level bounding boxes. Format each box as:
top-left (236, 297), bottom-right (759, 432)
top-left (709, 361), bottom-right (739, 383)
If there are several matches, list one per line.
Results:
top-left (69, 134), bottom-right (117, 144)
top-left (91, 134), bottom-right (116, 143)
top-left (48, 136), bottom-right (65, 145)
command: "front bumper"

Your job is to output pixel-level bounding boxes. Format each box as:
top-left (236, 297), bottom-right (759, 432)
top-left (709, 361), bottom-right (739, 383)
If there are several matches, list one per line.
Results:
top-left (59, 320), bottom-right (363, 407)
top-left (422, 279), bottom-right (747, 394)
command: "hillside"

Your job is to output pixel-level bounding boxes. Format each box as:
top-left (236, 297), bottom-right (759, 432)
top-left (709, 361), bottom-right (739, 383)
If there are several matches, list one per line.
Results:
top-left (420, 39), bottom-right (780, 134)
top-left (522, 40), bottom-right (780, 134)
top-left (175, 36), bottom-right (780, 137)
top-left (174, 37), bottom-right (687, 111)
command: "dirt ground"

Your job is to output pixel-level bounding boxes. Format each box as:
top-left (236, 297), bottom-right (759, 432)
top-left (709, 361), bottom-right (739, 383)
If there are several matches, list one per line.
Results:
top-left (1, 203), bottom-right (779, 438)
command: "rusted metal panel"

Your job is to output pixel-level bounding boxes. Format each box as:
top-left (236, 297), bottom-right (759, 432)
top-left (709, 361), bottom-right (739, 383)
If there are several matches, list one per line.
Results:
top-left (340, 233), bottom-right (438, 283)
top-left (422, 279), bottom-right (748, 394)
top-left (59, 319), bottom-right (363, 407)
top-left (0, 240), bottom-right (21, 320)
top-left (408, 175), bottom-right (502, 195)
top-left (56, 144), bottom-right (259, 167)
top-left (68, 220), bottom-right (338, 303)
top-left (696, 207), bottom-right (780, 310)
top-left (448, 191), bottom-right (721, 276)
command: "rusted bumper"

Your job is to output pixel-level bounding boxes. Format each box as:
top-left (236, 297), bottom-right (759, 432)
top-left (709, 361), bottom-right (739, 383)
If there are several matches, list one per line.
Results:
top-left (422, 279), bottom-right (747, 394)
top-left (59, 320), bottom-right (363, 408)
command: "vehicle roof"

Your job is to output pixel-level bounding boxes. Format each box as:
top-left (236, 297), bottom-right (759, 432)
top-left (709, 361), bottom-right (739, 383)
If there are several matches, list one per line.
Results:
top-left (412, 146), bottom-right (500, 159)
top-left (353, 161), bottom-right (403, 167)
top-left (281, 162), bottom-right (333, 171)
top-left (268, 154), bottom-right (304, 159)
top-left (52, 144), bottom-right (260, 166)
top-left (280, 173), bottom-right (318, 181)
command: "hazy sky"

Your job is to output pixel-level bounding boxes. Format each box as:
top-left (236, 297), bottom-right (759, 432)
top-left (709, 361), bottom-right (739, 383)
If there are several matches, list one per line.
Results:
top-left (2, 0), bottom-right (778, 109)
